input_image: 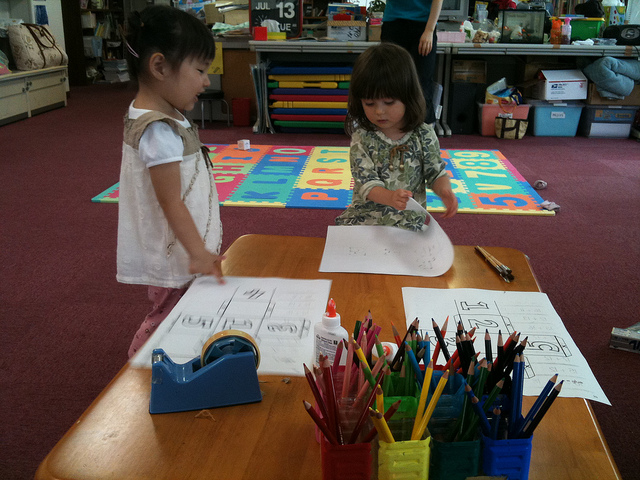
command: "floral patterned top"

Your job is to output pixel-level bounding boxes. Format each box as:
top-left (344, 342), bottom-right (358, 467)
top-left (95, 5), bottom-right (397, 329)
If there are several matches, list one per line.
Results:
top-left (335, 123), bottom-right (446, 231)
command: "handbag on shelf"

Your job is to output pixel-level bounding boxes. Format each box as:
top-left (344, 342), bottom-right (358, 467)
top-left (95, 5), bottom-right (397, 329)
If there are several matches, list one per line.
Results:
top-left (8, 23), bottom-right (68, 71)
top-left (495, 117), bottom-right (528, 139)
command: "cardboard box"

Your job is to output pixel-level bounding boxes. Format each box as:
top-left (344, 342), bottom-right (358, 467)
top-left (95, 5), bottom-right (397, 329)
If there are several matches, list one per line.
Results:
top-left (586, 83), bottom-right (640, 106)
top-left (204, 4), bottom-right (224, 24)
top-left (531, 69), bottom-right (588, 101)
top-left (224, 9), bottom-right (249, 25)
top-left (452, 60), bottom-right (487, 83)
top-left (368, 25), bottom-right (381, 42)
top-left (327, 21), bottom-right (367, 41)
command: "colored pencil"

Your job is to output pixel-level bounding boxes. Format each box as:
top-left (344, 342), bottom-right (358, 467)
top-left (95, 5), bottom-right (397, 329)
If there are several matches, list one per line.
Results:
top-left (483, 378), bottom-right (504, 413)
top-left (363, 399), bottom-right (401, 443)
top-left (391, 322), bottom-right (403, 348)
top-left (470, 395), bottom-right (492, 437)
top-left (519, 381), bottom-right (563, 438)
top-left (411, 359), bottom-right (433, 440)
top-left (485, 329), bottom-right (493, 363)
top-left (341, 337), bottom-right (355, 398)
top-left (405, 341), bottom-right (424, 385)
top-left (354, 342), bottom-right (376, 387)
top-left (515, 373), bottom-right (558, 438)
top-left (348, 369), bottom-right (384, 444)
top-left (413, 370), bottom-right (449, 440)
top-left (332, 339), bottom-right (344, 371)
top-left (369, 408), bottom-right (395, 443)
top-left (432, 318), bottom-right (451, 363)
top-left (303, 400), bottom-right (339, 445)
top-left (508, 354), bottom-right (523, 438)
top-left (491, 407), bottom-right (501, 440)
top-left (303, 364), bottom-right (329, 422)
top-left (322, 358), bottom-right (343, 444)
top-left (375, 409), bottom-right (395, 443)
top-left (390, 318), bottom-right (419, 371)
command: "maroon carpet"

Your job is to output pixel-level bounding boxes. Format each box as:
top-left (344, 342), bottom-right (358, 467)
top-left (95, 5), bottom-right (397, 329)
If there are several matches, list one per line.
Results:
top-left (1, 83), bottom-right (638, 480)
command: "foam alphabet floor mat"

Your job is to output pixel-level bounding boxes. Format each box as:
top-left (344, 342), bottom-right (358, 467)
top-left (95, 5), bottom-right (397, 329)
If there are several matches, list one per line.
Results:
top-left (92, 145), bottom-right (553, 215)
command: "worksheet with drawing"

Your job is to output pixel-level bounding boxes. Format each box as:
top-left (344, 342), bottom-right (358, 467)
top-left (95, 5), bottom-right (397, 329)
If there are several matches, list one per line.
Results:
top-left (403, 288), bottom-right (610, 405)
top-left (130, 276), bottom-right (332, 376)
top-left (319, 218), bottom-right (454, 277)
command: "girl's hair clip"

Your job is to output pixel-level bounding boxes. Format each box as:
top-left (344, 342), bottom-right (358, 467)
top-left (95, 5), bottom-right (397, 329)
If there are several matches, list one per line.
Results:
top-left (125, 40), bottom-right (139, 59)
top-left (118, 24), bottom-right (139, 59)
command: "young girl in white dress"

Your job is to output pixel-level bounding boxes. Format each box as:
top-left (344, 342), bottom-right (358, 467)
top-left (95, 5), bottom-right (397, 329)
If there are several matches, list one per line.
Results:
top-left (117, 6), bottom-right (223, 358)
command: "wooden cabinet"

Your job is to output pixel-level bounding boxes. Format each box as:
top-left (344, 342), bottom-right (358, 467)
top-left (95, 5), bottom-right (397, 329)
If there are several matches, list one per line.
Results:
top-left (0, 66), bottom-right (68, 125)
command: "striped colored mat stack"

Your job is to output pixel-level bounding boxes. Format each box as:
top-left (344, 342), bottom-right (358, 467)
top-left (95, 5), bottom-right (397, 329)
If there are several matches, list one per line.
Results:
top-left (268, 65), bottom-right (351, 133)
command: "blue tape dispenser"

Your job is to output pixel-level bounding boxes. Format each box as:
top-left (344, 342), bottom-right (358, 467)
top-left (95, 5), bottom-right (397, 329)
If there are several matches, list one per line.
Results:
top-left (149, 330), bottom-right (262, 414)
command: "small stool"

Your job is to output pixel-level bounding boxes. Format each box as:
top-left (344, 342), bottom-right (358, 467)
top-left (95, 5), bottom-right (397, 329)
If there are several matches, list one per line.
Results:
top-left (199, 90), bottom-right (231, 128)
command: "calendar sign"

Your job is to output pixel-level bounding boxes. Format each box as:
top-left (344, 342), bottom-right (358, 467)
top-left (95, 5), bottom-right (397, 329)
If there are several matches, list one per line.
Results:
top-left (250, 0), bottom-right (302, 38)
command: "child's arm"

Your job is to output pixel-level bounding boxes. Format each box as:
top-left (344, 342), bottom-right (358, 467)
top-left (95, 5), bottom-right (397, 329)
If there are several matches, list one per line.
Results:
top-left (431, 174), bottom-right (458, 218)
top-left (367, 186), bottom-right (413, 211)
top-left (149, 162), bottom-right (224, 282)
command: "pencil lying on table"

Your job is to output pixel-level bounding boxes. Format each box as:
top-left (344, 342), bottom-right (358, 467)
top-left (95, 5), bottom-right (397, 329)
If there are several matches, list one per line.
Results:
top-left (475, 246), bottom-right (515, 282)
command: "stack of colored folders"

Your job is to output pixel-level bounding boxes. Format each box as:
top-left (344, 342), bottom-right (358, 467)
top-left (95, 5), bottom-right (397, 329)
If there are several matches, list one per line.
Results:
top-left (267, 65), bottom-right (351, 133)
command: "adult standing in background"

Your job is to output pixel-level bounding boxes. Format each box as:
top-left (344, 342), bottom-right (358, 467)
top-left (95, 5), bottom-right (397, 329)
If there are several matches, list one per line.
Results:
top-left (381, 0), bottom-right (444, 124)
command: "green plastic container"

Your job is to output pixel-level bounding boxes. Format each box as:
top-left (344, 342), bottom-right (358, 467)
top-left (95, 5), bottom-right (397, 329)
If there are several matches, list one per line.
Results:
top-left (555, 17), bottom-right (605, 40)
top-left (430, 437), bottom-right (481, 480)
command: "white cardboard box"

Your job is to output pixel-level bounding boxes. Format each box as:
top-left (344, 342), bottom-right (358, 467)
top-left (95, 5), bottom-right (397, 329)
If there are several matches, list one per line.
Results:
top-left (327, 21), bottom-right (367, 41)
top-left (532, 69), bottom-right (588, 101)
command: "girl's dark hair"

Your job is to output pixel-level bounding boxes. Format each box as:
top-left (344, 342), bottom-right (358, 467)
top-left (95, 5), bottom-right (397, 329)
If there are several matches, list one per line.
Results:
top-left (125, 5), bottom-right (216, 86)
top-left (345, 42), bottom-right (426, 136)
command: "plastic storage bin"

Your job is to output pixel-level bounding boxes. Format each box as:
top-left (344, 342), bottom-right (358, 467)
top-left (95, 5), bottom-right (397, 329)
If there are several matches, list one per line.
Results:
top-left (482, 434), bottom-right (533, 480)
top-left (579, 105), bottom-right (640, 138)
top-left (557, 17), bottom-right (605, 40)
top-left (321, 439), bottom-right (372, 480)
top-left (527, 100), bottom-right (584, 136)
top-left (430, 437), bottom-right (481, 480)
top-left (478, 103), bottom-right (531, 136)
top-left (378, 437), bottom-right (431, 480)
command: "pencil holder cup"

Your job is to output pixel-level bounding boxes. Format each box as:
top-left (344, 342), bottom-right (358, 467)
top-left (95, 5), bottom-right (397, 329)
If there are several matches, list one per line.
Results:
top-left (314, 395), bottom-right (372, 444)
top-left (383, 394), bottom-right (418, 442)
top-left (377, 436), bottom-right (431, 480)
top-left (429, 437), bottom-right (481, 480)
top-left (481, 434), bottom-right (533, 480)
top-left (321, 438), bottom-right (372, 480)
top-left (427, 371), bottom-right (465, 436)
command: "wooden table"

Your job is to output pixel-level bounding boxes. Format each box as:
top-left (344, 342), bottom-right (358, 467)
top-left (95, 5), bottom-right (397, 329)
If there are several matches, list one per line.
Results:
top-left (35, 235), bottom-right (621, 480)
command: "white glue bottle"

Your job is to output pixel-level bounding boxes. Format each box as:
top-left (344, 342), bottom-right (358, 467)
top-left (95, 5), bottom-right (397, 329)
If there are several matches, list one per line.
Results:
top-left (314, 298), bottom-right (348, 365)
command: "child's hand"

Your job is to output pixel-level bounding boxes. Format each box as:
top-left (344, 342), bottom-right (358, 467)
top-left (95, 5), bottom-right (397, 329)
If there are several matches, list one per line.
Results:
top-left (390, 189), bottom-right (413, 210)
top-left (431, 175), bottom-right (458, 219)
top-left (190, 251), bottom-right (226, 284)
top-left (439, 189), bottom-right (458, 218)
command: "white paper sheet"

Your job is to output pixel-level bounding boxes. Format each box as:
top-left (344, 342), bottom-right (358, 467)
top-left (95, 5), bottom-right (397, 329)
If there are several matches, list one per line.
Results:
top-left (319, 218), bottom-right (455, 277)
top-left (403, 288), bottom-right (610, 405)
top-left (130, 276), bottom-right (332, 376)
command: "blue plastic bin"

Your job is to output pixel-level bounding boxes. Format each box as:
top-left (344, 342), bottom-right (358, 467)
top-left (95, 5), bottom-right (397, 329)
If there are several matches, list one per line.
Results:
top-left (527, 100), bottom-right (584, 136)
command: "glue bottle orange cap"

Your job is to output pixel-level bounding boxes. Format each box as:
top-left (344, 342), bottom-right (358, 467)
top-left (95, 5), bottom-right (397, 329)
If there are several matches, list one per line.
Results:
top-left (326, 298), bottom-right (337, 317)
